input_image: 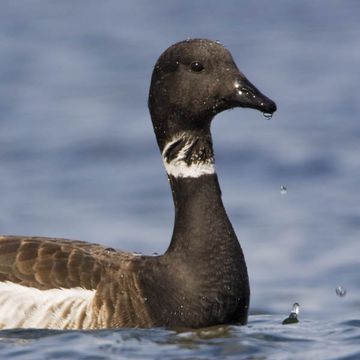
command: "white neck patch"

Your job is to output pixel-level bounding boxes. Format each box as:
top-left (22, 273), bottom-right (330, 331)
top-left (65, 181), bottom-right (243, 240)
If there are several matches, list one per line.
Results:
top-left (162, 134), bottom-right (215, 178)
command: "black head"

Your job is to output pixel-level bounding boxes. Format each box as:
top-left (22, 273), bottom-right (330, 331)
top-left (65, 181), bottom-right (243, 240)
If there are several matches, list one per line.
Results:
top-left (148, 39), bottom-right (277, 150)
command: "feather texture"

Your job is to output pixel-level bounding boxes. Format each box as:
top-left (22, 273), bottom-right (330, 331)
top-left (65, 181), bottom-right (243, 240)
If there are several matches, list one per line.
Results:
top-left (0, 236), bottom-right (152, 329)
top-left (0, 282), bottom-right (96, 329)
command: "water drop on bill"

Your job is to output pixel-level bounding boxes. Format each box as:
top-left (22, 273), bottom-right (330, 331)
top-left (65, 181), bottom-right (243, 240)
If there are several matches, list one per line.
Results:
top-left (263, 112), bottom-right (273, 120)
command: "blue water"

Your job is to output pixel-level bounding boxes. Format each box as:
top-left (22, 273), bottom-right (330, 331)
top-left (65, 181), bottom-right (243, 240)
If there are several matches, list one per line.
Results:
top-left (0, 317), bottom-right (359, 359)
top-left (0, 0), bottom-right (359, 359)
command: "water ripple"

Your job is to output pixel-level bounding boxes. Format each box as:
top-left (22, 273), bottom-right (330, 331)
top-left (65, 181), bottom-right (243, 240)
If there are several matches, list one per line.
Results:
top-left (0, 316), bottom-right (359, 359)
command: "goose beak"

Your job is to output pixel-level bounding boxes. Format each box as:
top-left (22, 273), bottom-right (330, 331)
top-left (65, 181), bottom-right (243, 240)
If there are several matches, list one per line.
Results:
top-left (223, 75), bottom-right (277, 115)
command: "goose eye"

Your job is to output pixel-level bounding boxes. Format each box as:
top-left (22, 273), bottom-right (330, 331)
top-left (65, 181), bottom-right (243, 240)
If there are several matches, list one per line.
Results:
top-left (190, 61), bottom-right (204, 72)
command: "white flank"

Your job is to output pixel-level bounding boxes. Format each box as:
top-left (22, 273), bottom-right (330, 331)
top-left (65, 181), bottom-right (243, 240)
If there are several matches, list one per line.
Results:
top-left (0, 282), bottom-right (96, 329)
top-left (162, 135), bottom-right (215, 178)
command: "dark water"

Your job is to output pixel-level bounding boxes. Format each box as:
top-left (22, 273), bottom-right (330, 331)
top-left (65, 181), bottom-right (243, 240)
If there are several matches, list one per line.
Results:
top-left (0, 0), bottom-right (359, 359)
top-left (0, 316), bottom-right (359, 359)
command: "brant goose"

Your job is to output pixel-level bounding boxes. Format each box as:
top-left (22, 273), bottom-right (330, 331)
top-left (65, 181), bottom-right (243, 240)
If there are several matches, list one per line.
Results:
top-left (0, 39), bottom-right (276, 329)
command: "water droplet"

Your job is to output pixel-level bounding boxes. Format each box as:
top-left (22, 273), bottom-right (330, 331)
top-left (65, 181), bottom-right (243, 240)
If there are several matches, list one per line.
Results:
top-left (280, 185), bottom-right (287, 195)
top-left (336, 285), bottom-right (347, 297)
top-left (144, 297), bottom-right (148, 302)
top-left (291, 302), bottom-right (300, 315)
top-left (263, 112), bottom-right (273, 120)
top-left (282, 302), bottom-right (300, 325)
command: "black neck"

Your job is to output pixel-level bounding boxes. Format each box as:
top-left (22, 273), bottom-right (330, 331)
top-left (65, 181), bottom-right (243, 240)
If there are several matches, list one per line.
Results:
top-left (161, 129), bottom-right (248, 286)
top-left (137, 171), bottom-right (249, 327)
top-left (166, 174), bottom-right (236, 257)
top-left (159, 173), bottom-right (250, 326)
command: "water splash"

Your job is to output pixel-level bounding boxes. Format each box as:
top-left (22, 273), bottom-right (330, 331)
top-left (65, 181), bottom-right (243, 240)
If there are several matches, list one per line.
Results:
top-left (336, 285), bottom-right (347, 297)
top-left (282, 302), bottom-right (300, 324)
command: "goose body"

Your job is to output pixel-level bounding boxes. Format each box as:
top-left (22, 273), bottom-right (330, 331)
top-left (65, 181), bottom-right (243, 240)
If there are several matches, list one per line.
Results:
top-left (0, 39), bottom-right (276, 329)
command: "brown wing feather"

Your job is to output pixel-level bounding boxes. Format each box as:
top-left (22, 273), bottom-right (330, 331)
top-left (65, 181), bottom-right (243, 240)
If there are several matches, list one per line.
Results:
top-left (0, 236), bottom-right (156, 327)
top-left (0, 236), bottom-right (135, 290)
